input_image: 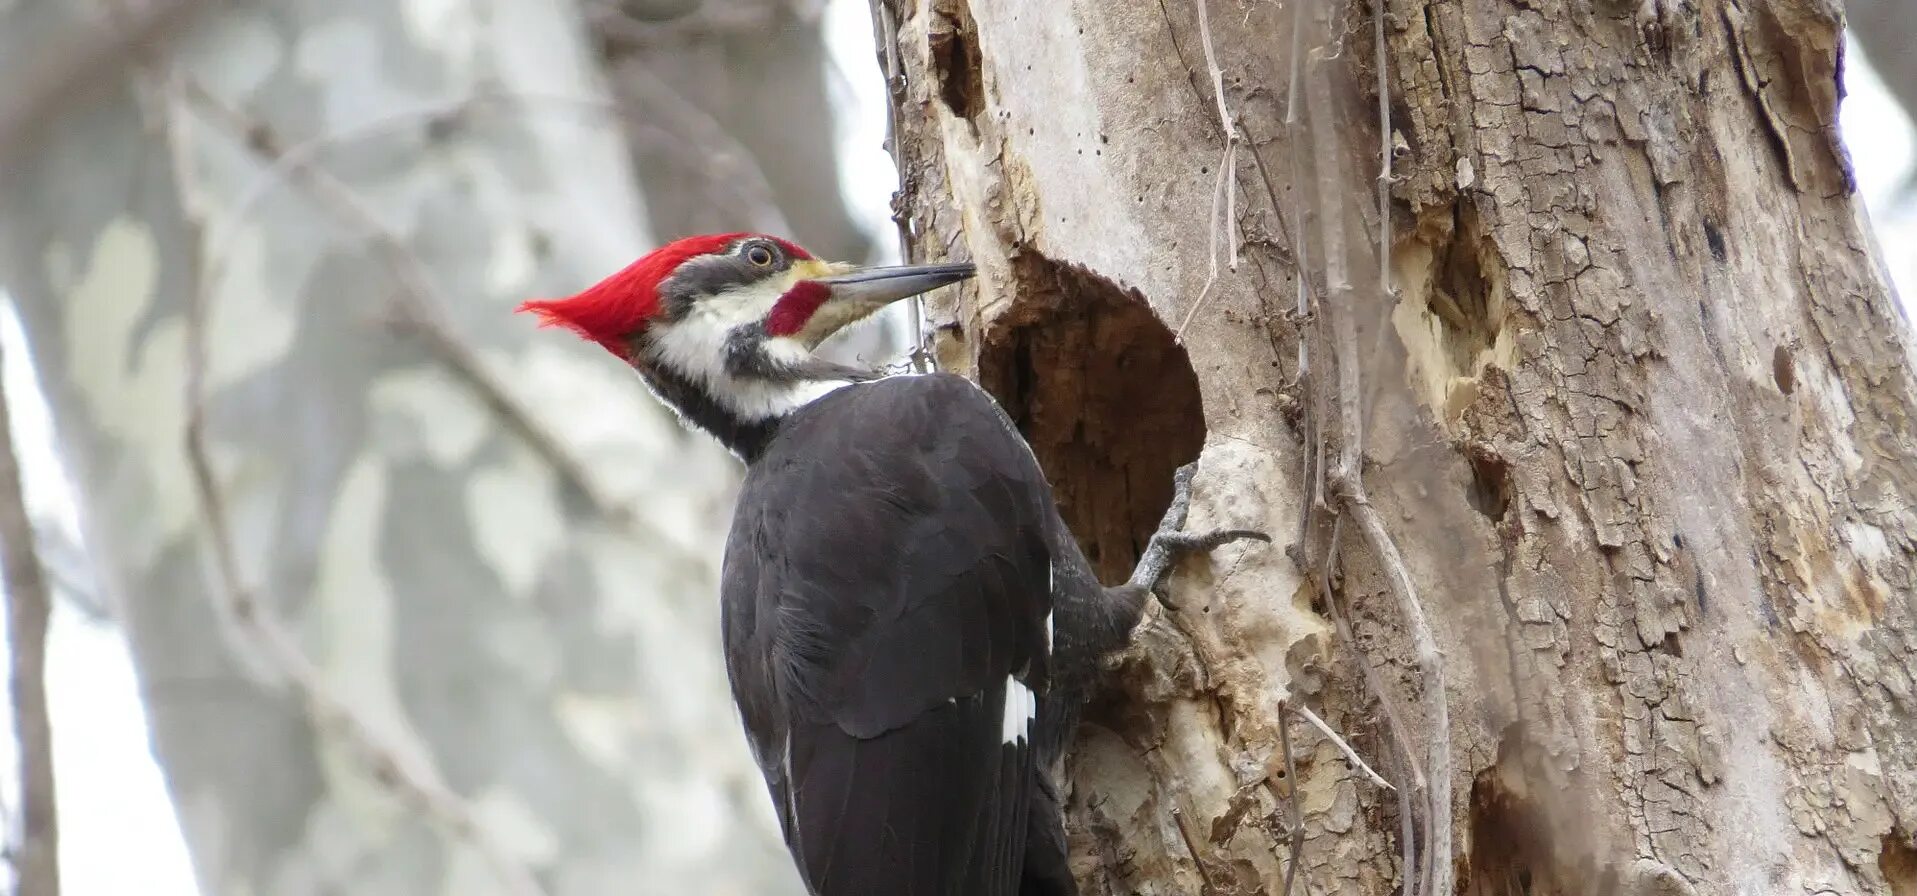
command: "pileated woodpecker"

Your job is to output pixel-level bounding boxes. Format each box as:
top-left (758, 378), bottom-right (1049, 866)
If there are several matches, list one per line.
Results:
top-left (520, 233), bottom-right (1263, 895)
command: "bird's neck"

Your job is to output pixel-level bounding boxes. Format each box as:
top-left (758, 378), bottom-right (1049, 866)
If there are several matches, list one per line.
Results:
top-left (635, 361), bottom-right (853, 462)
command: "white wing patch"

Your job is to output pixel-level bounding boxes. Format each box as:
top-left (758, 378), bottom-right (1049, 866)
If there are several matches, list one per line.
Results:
top-left (1001, 676), bottom-right (1037, 745)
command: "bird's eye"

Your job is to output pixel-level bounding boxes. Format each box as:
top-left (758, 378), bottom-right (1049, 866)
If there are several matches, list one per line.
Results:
top-left (746, 244), bottom-right (776, 266)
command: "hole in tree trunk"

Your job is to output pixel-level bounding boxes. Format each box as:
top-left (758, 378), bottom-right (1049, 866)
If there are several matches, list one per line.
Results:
top-left (1884, 831), bottom-right (1917, 896)
top-left (1773, 345), bottom-right (1796, 395)
top-left (977, 252), bottom-right (1206, 583)
top-left (1467, 447), bottom-right (1512, 523)
top-left (1465, 728), bottom-right (1615, 896)
top-left (929, 0), bottom-right (986, 132)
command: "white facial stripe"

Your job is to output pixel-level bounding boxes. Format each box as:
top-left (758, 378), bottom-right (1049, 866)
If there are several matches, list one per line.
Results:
top-left (644, 276), bottom-right (851, 421)
top-left (1001, 676), bottom-right (1036, 745)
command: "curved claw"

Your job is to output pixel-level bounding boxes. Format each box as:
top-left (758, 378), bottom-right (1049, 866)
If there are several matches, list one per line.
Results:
top-left (1125, 461), bottom-right (1270, 606)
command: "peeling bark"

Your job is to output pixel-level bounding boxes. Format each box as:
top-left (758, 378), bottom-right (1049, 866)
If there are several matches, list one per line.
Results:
top-left (875, 0), bottom-right (1917, 893)
top-left (0, 1), bottom-right (807, 893)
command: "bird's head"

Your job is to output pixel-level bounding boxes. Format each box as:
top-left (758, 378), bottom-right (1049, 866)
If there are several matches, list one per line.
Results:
top-left (518, 233), bottom-right (972, 451)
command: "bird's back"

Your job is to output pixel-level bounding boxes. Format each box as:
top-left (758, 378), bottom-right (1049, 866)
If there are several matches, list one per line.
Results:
top-left (720, 373), bottom-right (1060, 896)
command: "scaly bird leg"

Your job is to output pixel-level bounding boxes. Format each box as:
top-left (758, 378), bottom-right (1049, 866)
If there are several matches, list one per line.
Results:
top-left (1125, 462), bottom-right (1270, 607)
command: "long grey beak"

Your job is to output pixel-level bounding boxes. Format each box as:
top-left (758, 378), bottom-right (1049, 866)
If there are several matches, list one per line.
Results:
top-left (812, 262), bottom-right (975, 306)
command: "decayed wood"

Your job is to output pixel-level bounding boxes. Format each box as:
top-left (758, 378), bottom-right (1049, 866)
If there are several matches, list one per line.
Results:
top-left (873, 0), bottom-right (1917, 892)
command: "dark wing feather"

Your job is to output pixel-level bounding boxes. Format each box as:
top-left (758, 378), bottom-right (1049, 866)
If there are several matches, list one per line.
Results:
top-left (722, 373), bottom-right (1056, 896)
top-left (784, 687), bottom-right (1031, 896)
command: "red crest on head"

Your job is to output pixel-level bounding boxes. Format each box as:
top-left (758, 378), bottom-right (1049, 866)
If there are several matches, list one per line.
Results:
top-left (516, 232), bottom-right (814, 357)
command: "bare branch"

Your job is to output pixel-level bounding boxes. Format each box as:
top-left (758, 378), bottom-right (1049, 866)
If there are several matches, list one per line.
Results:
top-left (1316, 516), bottom-right (1422, 896)
top-left (1293, 703), bottom-right (1394, 791)
top-left (0, 0), bottom-right (211, 166)
top-left (1345, 488), bottom-right (1449, 896)
top-left (0, 337), bottom-right (60, 896)
top-left (160, 76), bottom-right (549, 896)
top-left (216, 88), bottom-right (785, 269)
top-left (1374, 0), bottom-right (1393, 306)
top-left (1176, 155), bottom-right (1237, 342)
top-left (1285, 0), bottom-right (1450, 888)
top-left (1396, 723), bottom-right (1419, 896)
top-left (867, 0), bottom-right (935, 372)
top-left (1172, 0), bottom-right (1242, 342)
top-left (1283, 0), bottom-right (1327, 523)
top-left (178, 78), bottom-right (706, 559)
top-left (1277, 700), bottom-right (1304, 896)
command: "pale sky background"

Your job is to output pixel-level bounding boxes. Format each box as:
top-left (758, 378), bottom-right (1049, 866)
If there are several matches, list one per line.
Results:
top-left (0, 6), bottom-right (1912, 895)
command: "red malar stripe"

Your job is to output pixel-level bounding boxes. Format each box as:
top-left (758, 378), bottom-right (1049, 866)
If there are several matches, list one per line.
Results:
top-left (765, 281), bottom-right (831, 336)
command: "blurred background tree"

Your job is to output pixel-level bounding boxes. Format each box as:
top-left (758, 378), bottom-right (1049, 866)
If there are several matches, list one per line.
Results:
top-left (0, 0), bottom-right (904, 893)
top-left (0, 1), bottom-right (1910, 896)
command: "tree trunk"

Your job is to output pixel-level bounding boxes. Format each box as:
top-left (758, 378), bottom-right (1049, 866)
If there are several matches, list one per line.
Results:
top-left (874, 0), bottom-right (1917, 894)
top-left (0, 1), bottom-right (802, 893)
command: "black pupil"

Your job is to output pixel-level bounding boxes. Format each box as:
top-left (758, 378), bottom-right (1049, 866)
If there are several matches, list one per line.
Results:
top-left (749, 245), bottom-right (773, 265)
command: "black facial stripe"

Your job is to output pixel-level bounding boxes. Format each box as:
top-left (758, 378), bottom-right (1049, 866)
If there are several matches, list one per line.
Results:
top-left (656, 239), bottom-right (795, 320)
top-left (632, 356), bottom-right (785, 462)
top-left (725, 323), bottom-right (781, 379)
top-left (725, 323), bottom-right (883, 384)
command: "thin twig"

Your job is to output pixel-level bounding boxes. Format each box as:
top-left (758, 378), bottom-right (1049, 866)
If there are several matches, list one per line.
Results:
top-left (1277, 702), bottom-right (1304, 896)
top-left (1374, 0), bottom-right (1393, 306)
top-left (1346, 2), bottom-right (1453, 889)
top-left (1396, 730), bottom-right (1419, 896)
top-left (867, 0), bottom-right (934, 373)
top-left (1366, 6), bottom-right (1421, 887)
top-left (217, 88), bottom-right (786, 253)
top-left (1293, 703), bottom-right (1394, 790)
top-left (161, 76), bottom-right (547, 896)
top-left (1320, 519), bottom-right (1422, 778)
top-left (1346, 491), bottom-right (1449, 896)
top-left (1283, 0), bottom-right (1328, 545)
top-left (1193, 0), bottom-right (1241, 272)
top-left (1170, 806), bottom-right (1221, 891)
top-left (1302, 54), bottom-right (1363, 493)
top-left (1288, 0), bottom-right (1451, 887)
top-left (1172, 0), bottom-right (1244, 342)
top-left (1360, 0), bottom-right (1402, 426)
top-left (1288, 0), bottom-right (1332, 514)
top-left (0, 335), bottom-right (60, 896)
top-left (1318, 516), bottom-right (1422, 896)
top-left (1176, 156), bottom-right (1236, 341)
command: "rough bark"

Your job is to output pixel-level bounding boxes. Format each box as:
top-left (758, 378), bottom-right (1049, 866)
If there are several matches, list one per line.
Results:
top-left (875, 0), bottom-right (1917, 894)
top-left (0, 1), bottom-right (802, 894)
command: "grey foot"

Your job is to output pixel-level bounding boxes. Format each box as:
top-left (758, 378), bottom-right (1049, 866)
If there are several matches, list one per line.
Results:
top-left (1127, 462), bottom-right (1270, 605)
